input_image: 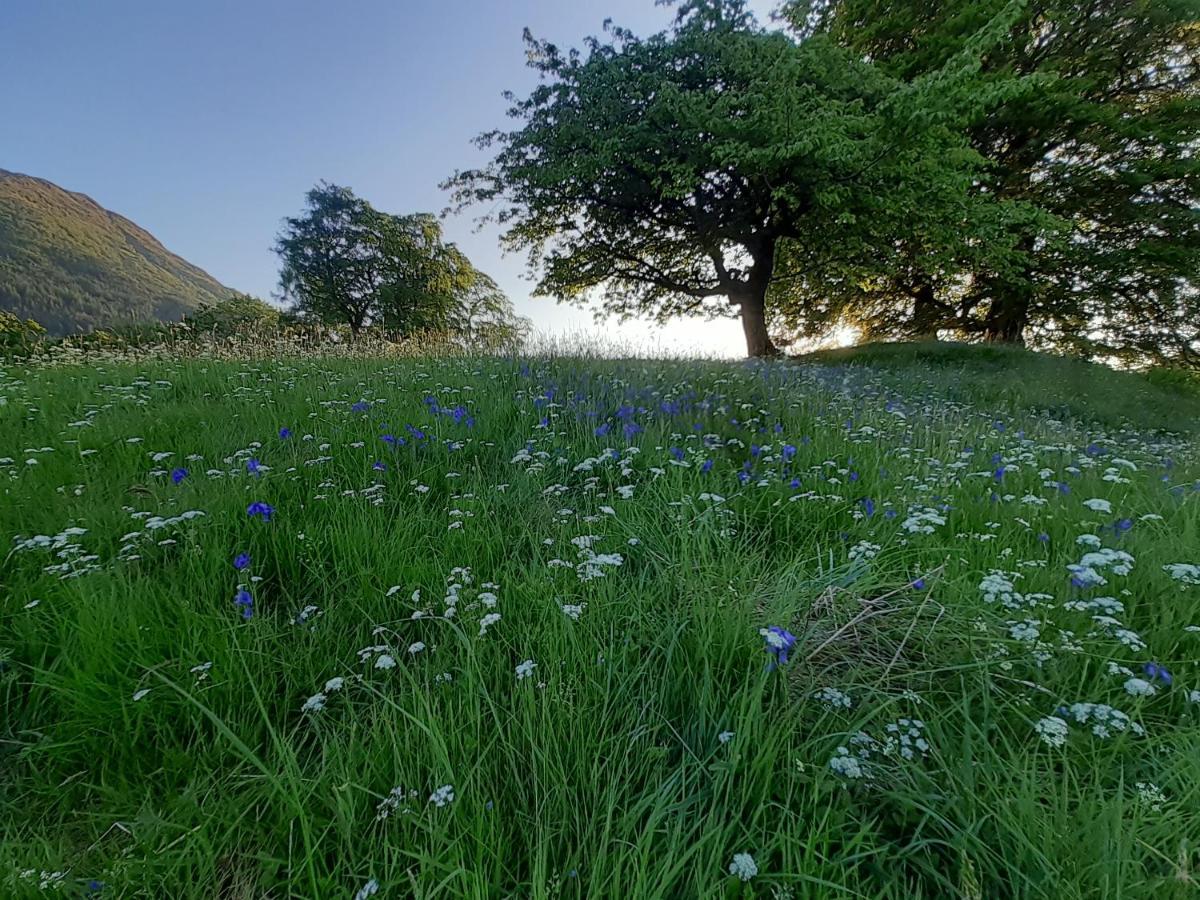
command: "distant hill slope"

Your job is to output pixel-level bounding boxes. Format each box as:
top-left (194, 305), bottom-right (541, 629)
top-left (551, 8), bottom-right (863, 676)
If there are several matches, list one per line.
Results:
top-left (0, 169), bottom-right (230, 335)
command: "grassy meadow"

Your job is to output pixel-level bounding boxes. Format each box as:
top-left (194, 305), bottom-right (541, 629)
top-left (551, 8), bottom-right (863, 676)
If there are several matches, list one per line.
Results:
top-left (3, 344), bottom-right (1200, 898)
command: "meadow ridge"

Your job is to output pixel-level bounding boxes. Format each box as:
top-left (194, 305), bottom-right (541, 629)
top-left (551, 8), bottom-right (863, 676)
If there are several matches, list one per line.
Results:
top-left (3, 344), bottom-right (1200, 897)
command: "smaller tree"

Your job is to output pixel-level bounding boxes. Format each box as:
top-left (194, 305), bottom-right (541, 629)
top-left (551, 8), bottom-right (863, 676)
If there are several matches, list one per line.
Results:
top-left (447, 272), bottom-right (532, 347)
top-left (275, 183), bottom-right (379, 334)
top-left (276, 183), bottom-right (523, 345)
top-left (186, 293), bottom-right (281, 335)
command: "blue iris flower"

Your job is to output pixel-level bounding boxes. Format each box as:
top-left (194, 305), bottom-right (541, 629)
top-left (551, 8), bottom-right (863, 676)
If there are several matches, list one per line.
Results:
top-left (1144, 662), bottom-right (1172, 686)
top-left (234, 588), bottom-right (254, 620)
top-left (170, 468), bottom-right (188, 485)
top-left (763, 626), bottom-right (797, 667)
top-left (246, 501), bottom-right (274, 521)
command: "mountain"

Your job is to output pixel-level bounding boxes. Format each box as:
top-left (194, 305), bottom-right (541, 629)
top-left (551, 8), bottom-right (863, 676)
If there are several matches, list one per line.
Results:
top-left (0, 169), bottom-right (230, 335)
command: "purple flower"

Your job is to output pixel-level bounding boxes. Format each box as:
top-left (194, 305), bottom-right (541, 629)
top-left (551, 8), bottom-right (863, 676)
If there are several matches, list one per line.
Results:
top-left (246, 458), bottom-right (262, 476)
top-left (762, 625), bottom-right (797, 666)
top-left (595, 422), bottom-right (612, 438)
top-left (372, 460), bottom-right (387, 471)
top-left (278, 427), bottom-right (292, 439)
top-left (1144, 662), bottom-right (1172, 686)
top-left (351, 401), bottom-right (371, 413)
top-left (911, 578), bottom-right (926, 590)
top-left (233, 552), bottom-right (251, 570)
top-left (246, 501), bottom-right (274, 521)
top-left (170, 467), bottom-right (188, 485)
top-left (701, 459), bottom-right (714, 474)
top-left (862, 498), bottom-right (875, 517)
top-left (234, 588), bottom-right (254, 620)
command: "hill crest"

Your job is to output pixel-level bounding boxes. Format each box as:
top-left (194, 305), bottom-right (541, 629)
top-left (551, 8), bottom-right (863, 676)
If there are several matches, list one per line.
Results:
top-left (0, 168), bottom-right (230, 335)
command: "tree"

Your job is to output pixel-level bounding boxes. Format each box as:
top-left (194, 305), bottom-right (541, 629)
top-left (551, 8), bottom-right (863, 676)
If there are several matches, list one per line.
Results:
top-left (185, 293), bottom-right (281, 335)
top-left (445, 0), bottom-right (1025, 357)
top-left (785, 0), bottom-right (1200, 354)
top-left (276, 184), bottom-right (524, 344)
top-left (275, 183), bottom-right (379, 334)
top-left (447, 272), bottom-right (532, 347)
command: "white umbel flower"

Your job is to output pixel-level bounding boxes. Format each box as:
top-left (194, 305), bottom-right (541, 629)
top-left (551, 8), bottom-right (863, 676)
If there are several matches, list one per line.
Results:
top-left (728, 852), bottom-right (758, 881)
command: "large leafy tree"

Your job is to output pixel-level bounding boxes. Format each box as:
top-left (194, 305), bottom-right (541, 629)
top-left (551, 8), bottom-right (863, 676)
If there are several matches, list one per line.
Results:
top-left (275, 183), bottom-right (381, 334)
top-left (786, 0), bottom-right (1200, 361)
top-left (444, 0), bottom-right (1012, 357)
top-left (276, 183), bottom-right (524, 342)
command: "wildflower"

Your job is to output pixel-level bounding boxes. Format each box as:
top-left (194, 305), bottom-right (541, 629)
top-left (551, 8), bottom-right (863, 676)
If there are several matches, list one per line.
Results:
top-left (407, 641), bottom-right (426, 655)
top-left (278, 427), bottom-right (292, 439)
top-left (1124, 677), bottom-right (1157, 697)
top-left (246, 501), bottom-right (274, 521)
top-left (1143, 662), bottom-right (1172, 686)
top-left (515, 659), bottom-right (537, 680)
top-left (170, 467), bottom-right (188, 485)
top-left (829, 748), bottom-right (866, 779)
top-left (374, 654), bottom-right (396, 670)
top-left (234, 588), bottom-right (254, 619)
top-left (1083, 498), bottom-right (1112, 514)
top-left (760, 625), bottom-right (797, 666)
top-left (814, 687), bottom-right (852, 709)
top-left (1034, 716), bottom-right (1069, 748)
top-left (132, 688), bottom-right (150, 702)
top-left (911, 577), bottom-right (926, 590)
top-left (479, 612), bottom-right (501, 635)
top-left (1135, 782), bottom-right (1166, 811)
top-left (233, 552), bottom-right (251, 570)
top-left (353, 878), bottom-right (379, 900)
top-left (301, 692), bottom-right (326, 713)
top-left (428, 784), bottom-right (455, 807)
top-left (728, 853), bottom-right (758, 882)
top-left (246, 458), bottom-right (262, 475)
top-left (718, 731), bottom-right (735, 744)
top-left (561, 603), bottom-right (585, 620)
top-left (324, 676), bottom-right (345, 692)
top-left (1163, 563), bottom-right (1200, 586)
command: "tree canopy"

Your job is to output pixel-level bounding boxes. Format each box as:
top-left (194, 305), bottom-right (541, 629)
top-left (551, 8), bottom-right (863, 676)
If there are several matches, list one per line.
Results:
top-left (781, 0), bottom-right (1200, 365)
top-left (446, 0), bottom-right (1044, 356)
top-left (275, 182), bottom-right (527, 345)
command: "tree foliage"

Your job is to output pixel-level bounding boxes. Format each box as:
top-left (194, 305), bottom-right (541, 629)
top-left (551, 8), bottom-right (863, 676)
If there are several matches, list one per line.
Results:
top-left (275, 183), bottom-right (526, 343)
top-left (445, 0), bottom-right (1038, 356)
top-left (783, 0), bottom-right (1200, 366)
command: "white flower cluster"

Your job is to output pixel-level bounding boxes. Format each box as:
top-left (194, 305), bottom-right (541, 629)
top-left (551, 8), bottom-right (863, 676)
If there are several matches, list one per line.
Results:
top-left (1163, 563), bottom-right (1200, 586)
top-left (376, 785), bottom-right (419, 820)
top-left (900, 507), bottom-right (946, 535)
top-left (813, 687), bottom-right (852, 710)
top-left (1062, 702), bottom-right (1144, 739)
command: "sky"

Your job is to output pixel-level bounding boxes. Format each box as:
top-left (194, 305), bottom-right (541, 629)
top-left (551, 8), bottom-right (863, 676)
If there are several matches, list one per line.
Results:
top-left (2, 0), bottom-right (780, 357)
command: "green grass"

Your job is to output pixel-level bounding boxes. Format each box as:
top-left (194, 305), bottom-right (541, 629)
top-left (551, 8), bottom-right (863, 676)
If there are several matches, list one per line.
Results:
top-left (2, 346), bottom-right (1199, 897)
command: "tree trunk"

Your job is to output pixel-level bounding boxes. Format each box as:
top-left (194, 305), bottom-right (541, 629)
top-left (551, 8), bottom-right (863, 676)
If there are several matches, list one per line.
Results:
top-left (738, 285), bottom-right (779, 358)
top-left (909, 278), bottom-right (942, 341)
top-left (734, 237), bottom-right (780, 358)
top-left (983, 287), bottom-right (1031, 345)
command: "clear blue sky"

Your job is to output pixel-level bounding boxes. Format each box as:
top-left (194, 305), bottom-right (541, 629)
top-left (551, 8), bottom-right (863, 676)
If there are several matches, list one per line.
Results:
top-left (1, 0), bottom-right (777, 356)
